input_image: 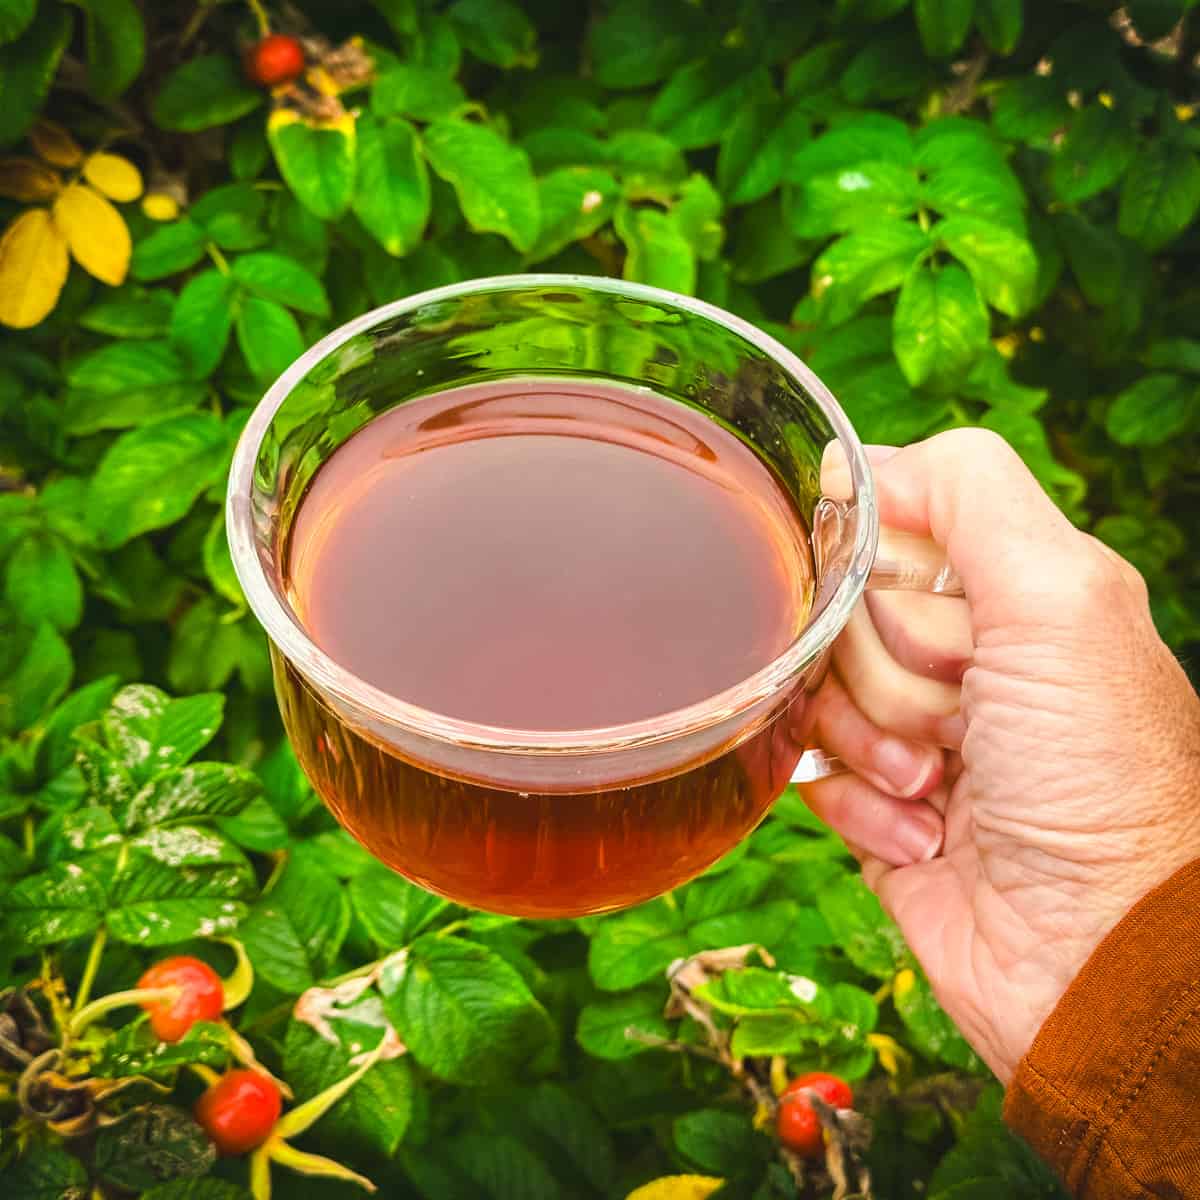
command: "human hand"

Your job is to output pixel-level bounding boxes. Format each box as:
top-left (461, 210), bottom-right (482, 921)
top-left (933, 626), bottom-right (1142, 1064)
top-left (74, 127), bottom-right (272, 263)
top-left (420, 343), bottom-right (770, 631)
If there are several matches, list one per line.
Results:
top-left (805, 428), bottom-right (1200, 1082)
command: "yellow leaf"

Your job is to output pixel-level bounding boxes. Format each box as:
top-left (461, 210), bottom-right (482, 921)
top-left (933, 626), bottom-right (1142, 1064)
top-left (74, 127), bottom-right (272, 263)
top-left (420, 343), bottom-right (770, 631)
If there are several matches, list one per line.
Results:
top-left (30, 119), bottom-right (83, 167)
top-left (0, 157), bottom-right (61, 202)
top-left (0, 209), bottom-right (69, 329)
top-left (142, 192), bottom-right (180, 221)
top-left (893, 968), bottom-right (916, 999)
top-left (867, 1032), bottom-right (914, 1078)
top-left (82, 152), bottom-right (143, 202)
top-left (53, 183), bottom-right (131, 286)
top-left (625, 1177), bottom-right (725, 1200)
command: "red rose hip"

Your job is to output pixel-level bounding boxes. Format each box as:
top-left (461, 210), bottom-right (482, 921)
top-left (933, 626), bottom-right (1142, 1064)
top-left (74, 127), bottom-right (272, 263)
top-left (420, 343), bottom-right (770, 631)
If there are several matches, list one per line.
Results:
top-left (139, 955), bottom-right (224, 1043)
top-left (782, 1071), bottom-right (854, 1110)
top-left (245, 34), bottom-right (305, 87)
top-left (195, 1069), bottom-right (282, 1155)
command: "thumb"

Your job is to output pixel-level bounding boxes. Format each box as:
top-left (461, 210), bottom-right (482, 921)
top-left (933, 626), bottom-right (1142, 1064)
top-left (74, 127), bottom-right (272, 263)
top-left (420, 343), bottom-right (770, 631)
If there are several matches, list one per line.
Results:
top-left (825, 429), bottom-right (1090, 632)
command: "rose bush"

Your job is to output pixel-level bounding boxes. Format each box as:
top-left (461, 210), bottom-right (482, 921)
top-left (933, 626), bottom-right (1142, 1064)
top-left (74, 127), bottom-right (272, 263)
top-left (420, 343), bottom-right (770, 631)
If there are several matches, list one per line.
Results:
top-left (1, 1), bottom-right (1197, 1197)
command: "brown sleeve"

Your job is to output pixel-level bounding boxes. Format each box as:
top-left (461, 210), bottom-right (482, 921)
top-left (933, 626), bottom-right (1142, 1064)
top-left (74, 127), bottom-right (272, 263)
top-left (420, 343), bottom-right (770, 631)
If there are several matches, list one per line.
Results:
top-left (1003, 859), bottom-right (1200, 1198)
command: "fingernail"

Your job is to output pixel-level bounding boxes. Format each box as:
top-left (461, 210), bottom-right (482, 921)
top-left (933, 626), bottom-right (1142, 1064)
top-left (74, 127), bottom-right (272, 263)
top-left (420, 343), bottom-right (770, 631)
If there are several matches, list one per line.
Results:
top-left (896, 809), bottom-right (944, 864)
top-left (873, 737), bottom-right (934, 799)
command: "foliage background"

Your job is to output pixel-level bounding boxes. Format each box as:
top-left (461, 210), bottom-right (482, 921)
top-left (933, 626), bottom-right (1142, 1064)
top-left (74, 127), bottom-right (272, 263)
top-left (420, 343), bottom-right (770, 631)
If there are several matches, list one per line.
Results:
top-left (0, 0), bottom-right (1197, 1197)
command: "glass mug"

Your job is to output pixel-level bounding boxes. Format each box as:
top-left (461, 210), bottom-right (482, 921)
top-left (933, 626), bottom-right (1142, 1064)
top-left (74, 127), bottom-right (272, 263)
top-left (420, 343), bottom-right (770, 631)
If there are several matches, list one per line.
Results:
top-left (227, 275), bottom-right (960, 918)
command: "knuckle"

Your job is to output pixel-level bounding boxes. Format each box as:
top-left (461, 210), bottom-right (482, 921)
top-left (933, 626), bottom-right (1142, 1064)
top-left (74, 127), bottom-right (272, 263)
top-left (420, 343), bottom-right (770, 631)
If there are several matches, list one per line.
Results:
top-left (932, 426), bottom-right (1019, 469)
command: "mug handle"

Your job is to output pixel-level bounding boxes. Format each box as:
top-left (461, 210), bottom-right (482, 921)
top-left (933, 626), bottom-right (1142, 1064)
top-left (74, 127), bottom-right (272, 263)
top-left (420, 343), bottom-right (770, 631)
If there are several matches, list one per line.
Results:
top-left (791, 523), bottom-right (963, 785)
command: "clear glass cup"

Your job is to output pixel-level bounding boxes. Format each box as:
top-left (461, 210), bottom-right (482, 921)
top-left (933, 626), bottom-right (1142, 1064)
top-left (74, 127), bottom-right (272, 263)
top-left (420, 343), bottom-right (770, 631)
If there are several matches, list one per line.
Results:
top-left (227, 275), bottom-right (958, 918)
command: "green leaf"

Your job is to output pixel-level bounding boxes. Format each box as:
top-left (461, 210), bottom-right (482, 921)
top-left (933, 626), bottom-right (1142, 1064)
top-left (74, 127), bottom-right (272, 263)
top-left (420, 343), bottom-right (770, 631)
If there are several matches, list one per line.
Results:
top-left (894, 967), bottom-right (985, 1072)
top-left (80, 287), bottom-right (175, 338)
top-left (351, 114), bottom-right (431, 256)
top-left (522, 1083), bottom-right (618, 1196)
top-left (1050, 105), bottom-right (1138, 203)
top-left (190, 182), bottom-right (266, 247)
top-left (383, 934), bottom-right (551, 1084)
top-left (143, 1180), bottom-right (250, 1200)
top-left (650, 57), bottom-right (770, 150)
top-left (349, 862), bottom-right (450, 948)
top-left (1118, 141), bottom-right (1200, 251)
top-left (94, 1105), bottom-right (215, 1192)
top-left (169, 270), bottom-right (234, 379)
top-left (3, 857), bottom-right (105, 945)
top-left (587, 0), bottom-right (705, 90)
top-left (423, 118), bottom-right (540, 252)
top-left (372, 65), bottom-right (466, 122)
top-left (614, 202), bottom-right (695, 293)
top-left (236, 295), bottom-right (305, 382)
top-left (0, 1147), bottom-right (88, 1200)
top-left (87, 413), bottom-right (229, 548)
top-left (674, 1109), bottom-right (766, 1176)
top-left (991, 77), bottom-right (1071, 143)
top-left (816, 874), bottom-right (910, 978)
top-left (0, 5), bottom-right (70, 147)
top-left (937, 216), bottom-right (1038, 316)
top-left (1, 623), bottom-right (73, 735)
top-left (215, 795), bottom-right (288, 852)
top-left (100, 684), bottom-right (223, 779)
top-left (605, 130), bottom-right (688, 184)
top-left (451, 1133), bottom-right (562, 1200)
top-left (231, 251), bottom-right (329, 316)
top-left (268, 113), bottom-right (356, 221)
top-left (153, 54), bottom-right (262, 132)
top-left (892, 261), bottom-right (990, 388)
top-left (588, 898), bottom-right (688, 991)
top-left (576, 988), bottom-right (671, 1059)
top-left (812, 221), bottom-right (929, 324)
top-left (80, 0), bottom-right (145, 98)
top-left (5, 534), bottom-right (82, 631)
top-left (107, 851), bottom-right (252, 945)
top-left (202, 510), bottom-right (241, 606)
top-left (131, 220), bottom-right (208, 282)
top-left (118, 762), bottom-right (259, 832)
top-left (284, 1017), bottom-right (414, 1155)
top-left (449, 0), bottom-right (536, 68)
top-left (717, 94), bottom-right (811, 207)
top-left (65, 340), bottom-right (202, 435)
top-left (975, 0), bottom-right (1023, 55)
top-left (841, 31), bottom-right (929, 104)
top-left (789, 160), bottom-right (920, 238)
top-left (915, 0), bottom-right (974, 57)
top-left (94, 1019), bottom-right (231, 1080)
top-left (240, 851), bottom-right (349, 990)
top-left (0, 0), bottom-right (35, 44)
top-left (528, 166), bottom-right (617, 262)
top-left (1106, 374), bottom-right (1197, 446)
top-left (230, 118), bottom-right (269, 181)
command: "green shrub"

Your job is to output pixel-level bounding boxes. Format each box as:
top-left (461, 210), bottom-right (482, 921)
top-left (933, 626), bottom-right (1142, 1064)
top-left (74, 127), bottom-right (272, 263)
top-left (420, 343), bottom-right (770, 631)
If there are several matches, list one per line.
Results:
top-left (0, 0), bottom-right (1196, 1196)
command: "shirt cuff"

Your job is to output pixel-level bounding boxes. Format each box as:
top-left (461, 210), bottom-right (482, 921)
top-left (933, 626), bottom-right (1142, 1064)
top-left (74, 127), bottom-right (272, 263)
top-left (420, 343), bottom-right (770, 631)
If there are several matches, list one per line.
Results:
top-left (1003, 859), bottom-right (1200, 1199)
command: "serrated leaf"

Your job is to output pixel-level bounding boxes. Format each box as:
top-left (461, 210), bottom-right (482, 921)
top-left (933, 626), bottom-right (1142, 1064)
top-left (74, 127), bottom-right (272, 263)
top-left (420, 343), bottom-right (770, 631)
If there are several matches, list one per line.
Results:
top-left (1106, 374), bottom-right (1196, 446)
top-left (893, 261), bottom-right (990, 387)
top-left (153, 54), bottom-right (262, 132)
top-left (94, 1019), bottom-right (231, 1080)
top-left (0, 6), bottom-right (71, 148)
top-left (5, 533), bottom-right (81, 631)
top-left (915, 0), bottom-right (974, 57)
top-left (169, 269), bottom-right (234, 378)
top-left (0, 208), bottom-right (68, 328)
top-left (674, 1109), bottom-right (766, 1176)
top-left (522, 1083), bottom-right (618, 1195)
top-left (449, 0), bottom-right (536, 68)
top-left (423, 117), bottom-right (540, 252)
top-left (3, 857), bottom-right (105, 944)
top-left (841, 30), bottom-right (929, 104)
top-left (190, 182), bottom-right (266, 251)
top-left (816, 874), bottom-right (910, 978)
top-left (351, 114), bottom-right (430, 256)
top-left (789, 160), bottom-right (920, 238)
top-left (650, 57), bottom-right (770, 151)
top-left (94, 1105), bottom-right (215, 1191)
top-left (373, 65), bottom-right (466, 122)
top-left (80, 286), bottom-right (174, 338)
top-left (79, 0), bottom-right (145, 99)
top-left (0, 622), bottom-right (73, 735)
top-left (588, 898), bottom-right (688, 991)
top-left (587, 0), bottom-right (706, 90)
top-left (383, 935), bottom-right (551, 1084)
top-left (118, 762), bottom-right (259, 832)
top-left (975, 0), bottom-right (1023, 55)
top-left (268, 110), bottom-right (356, 221)
top-left (1118, 141), bottom-right (1200, 251)
top-left (615, 201), bottom-right (695, 293)
top-left (812, 221), bottom-right (929, 324)
top-left (1051, 105), bottom-right (1137, 203)
top-left (937, 215), bottom-right (1038, 316)
top-left (530, 166), bottom-right (617, 261)
top-left (87, 413), bottom-right (229, 548)
top-left (236, 294), bottom-right (305, 382)
top-left (53, 182), bottom-right (131, 285)
top-left (131, 219), bottom-right (207, 281)
top-left (717, 94), bottom-right (810, 207)
top-left (65, 339), bottom-right (201, 435)
top-left (893, 967), bottom-right (985, 1072)
top-left (107, 852), bottom-right (251, 945)
top-left (284, 1018), bottom-right (413, 1156)
top-left (991, 77), bottom-right (1071, 143)
top-left (576, 988), bottom-right (671, 1059)
top-left (0, 1147), bottom-right (88, 1200)
top-left (349, 862), bottom-right (449, 948)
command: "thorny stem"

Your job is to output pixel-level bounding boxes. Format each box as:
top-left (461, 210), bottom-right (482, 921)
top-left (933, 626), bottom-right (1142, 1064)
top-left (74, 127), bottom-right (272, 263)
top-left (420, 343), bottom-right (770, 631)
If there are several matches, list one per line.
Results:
top-left (74, 926), bottom-right (108, 1013)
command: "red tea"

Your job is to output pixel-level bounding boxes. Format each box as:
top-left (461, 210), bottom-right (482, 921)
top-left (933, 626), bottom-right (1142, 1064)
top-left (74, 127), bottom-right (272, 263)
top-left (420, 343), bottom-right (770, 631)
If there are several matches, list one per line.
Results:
top-left (278, 377), bottom-right (815, 915)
